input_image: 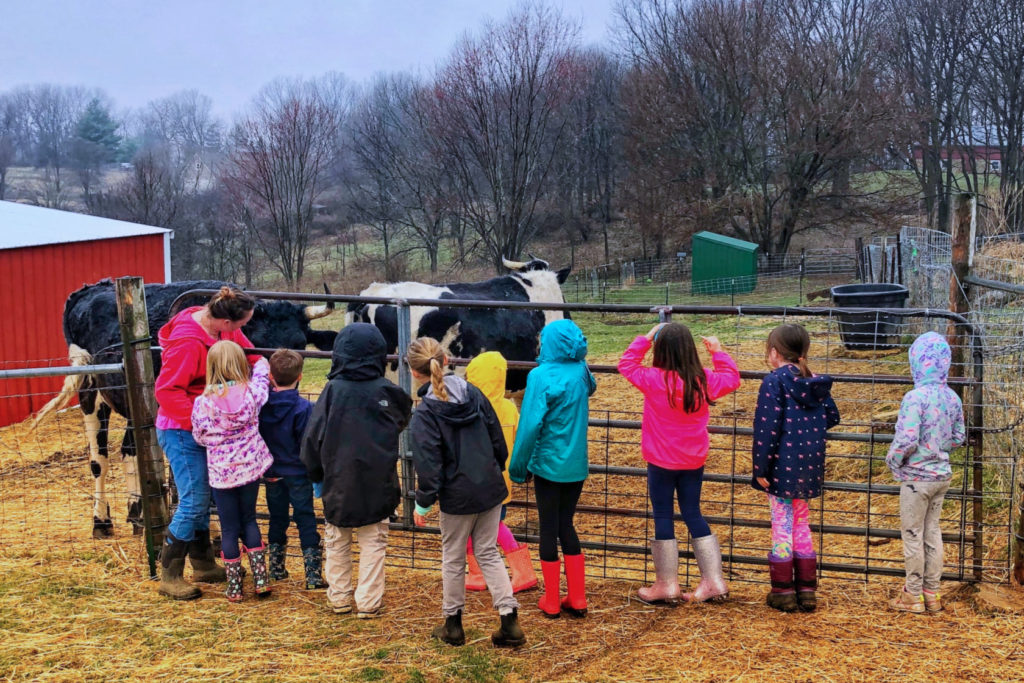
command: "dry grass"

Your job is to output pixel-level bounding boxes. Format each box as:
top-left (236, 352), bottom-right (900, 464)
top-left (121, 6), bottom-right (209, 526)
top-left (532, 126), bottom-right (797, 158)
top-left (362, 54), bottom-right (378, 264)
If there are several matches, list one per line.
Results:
top-left (3, 317), bottom-right (1024, 680)
top-left (0, 543), bottom-right (1021, 682)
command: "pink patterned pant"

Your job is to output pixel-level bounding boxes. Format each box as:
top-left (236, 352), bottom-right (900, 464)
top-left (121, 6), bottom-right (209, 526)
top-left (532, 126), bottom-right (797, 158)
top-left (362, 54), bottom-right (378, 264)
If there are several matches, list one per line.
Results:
top-left (769, 495), bottom-right (814, 558)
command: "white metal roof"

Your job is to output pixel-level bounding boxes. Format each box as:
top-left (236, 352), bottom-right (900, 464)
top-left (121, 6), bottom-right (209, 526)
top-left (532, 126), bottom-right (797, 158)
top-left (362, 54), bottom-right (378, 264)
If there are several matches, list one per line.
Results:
top-left (0, 200), bottom-right (172, 250)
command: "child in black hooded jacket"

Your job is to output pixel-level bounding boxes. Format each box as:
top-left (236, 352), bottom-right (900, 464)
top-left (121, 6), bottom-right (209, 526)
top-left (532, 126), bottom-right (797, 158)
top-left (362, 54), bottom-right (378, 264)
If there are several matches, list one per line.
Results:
top-left (300, 323), bottom-right (411, 618)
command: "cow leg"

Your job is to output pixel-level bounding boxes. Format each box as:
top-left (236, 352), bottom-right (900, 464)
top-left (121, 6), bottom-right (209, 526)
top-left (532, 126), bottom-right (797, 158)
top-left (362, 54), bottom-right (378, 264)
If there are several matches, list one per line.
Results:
top-left (121, 429), bottom-right (145, 535)
top-left (84, 397), bottom-right (114, 538)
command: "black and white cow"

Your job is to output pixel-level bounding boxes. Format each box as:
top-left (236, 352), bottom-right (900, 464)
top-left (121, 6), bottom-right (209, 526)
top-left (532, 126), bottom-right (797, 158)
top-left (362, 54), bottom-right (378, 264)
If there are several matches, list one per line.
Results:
top-left (346, 257), bottom-right (571, 392)
top-left (32, 279), bottom-right (338, 538)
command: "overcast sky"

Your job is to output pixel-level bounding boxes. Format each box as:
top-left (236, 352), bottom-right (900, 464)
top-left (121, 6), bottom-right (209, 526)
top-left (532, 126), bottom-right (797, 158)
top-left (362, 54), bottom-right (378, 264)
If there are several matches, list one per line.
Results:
top-left (1, 0), bottom-right (618, 118)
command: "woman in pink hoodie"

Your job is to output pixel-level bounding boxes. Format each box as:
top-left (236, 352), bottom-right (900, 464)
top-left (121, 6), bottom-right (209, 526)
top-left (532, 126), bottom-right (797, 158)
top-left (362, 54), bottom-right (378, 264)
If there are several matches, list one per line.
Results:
top-left (192, 341), bottom-right (274, 602)
top-left (618, 322), bottom-right (741, 605)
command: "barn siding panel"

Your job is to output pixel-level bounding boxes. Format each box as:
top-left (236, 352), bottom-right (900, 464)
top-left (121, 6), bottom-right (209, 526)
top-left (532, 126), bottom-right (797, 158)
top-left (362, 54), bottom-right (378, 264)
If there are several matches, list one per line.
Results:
top-left (0, 235), bottom-right (167, 427)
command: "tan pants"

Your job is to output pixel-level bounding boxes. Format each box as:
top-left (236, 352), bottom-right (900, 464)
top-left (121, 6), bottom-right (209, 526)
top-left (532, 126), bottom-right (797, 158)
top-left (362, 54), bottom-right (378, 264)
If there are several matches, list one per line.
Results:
top-left (324, 520), bottom-right (389, 612)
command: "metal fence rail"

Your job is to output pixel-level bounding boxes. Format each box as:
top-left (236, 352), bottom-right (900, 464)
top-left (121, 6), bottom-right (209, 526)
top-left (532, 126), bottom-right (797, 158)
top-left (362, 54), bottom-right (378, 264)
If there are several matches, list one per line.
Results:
top-left (3, 289), bottom-right (1017, 587)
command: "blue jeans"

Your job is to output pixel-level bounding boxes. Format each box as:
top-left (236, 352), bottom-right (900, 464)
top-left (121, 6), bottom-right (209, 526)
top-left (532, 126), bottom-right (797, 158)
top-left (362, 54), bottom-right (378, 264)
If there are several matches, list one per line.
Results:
top-left (647, 463), bottom-right (711, 541)
top-left (265, 475), bottom-right (321, 550)
top-left (211, 481), bottom-right (262, 560)
top-left (157, 428), bottom-right (210, 542)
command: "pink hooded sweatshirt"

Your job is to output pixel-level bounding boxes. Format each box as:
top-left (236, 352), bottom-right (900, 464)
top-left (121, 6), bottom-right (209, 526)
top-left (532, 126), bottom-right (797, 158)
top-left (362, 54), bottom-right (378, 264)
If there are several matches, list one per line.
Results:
top-left (191, 357), bottom-right (274, 489)
top-left (618, 336), bottom-right (741, 470)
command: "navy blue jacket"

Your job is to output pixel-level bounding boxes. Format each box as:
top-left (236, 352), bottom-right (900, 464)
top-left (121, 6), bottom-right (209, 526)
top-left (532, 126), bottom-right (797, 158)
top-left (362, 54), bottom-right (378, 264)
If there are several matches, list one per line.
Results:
top-left (751, 365), bottom-right (840, 500)
top-left (259, 388), bottom-right (314, 478)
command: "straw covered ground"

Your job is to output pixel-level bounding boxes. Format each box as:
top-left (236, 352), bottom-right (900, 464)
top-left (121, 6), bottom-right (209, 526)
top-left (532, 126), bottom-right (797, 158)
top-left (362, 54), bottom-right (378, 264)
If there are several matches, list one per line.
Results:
top-left (2, 311), bottom-right (1024, 681)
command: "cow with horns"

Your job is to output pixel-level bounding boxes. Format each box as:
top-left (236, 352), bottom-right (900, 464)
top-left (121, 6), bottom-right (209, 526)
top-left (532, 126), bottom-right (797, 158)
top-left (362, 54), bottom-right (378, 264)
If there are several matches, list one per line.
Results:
top-left (346, 256), bottom-right (571, 391)
top-left (32, 279), bottom-right (337, 538)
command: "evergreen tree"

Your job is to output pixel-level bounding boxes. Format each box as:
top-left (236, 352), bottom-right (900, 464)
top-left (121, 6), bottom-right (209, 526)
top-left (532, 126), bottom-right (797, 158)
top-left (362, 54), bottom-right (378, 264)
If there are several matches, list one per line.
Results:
top-left (75, 98), bottom-right (120, 162)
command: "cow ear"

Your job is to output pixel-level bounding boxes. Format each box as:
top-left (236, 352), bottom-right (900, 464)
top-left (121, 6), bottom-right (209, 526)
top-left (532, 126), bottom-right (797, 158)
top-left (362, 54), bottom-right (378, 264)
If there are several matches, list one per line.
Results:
top-left (556, 267), bottom-right (572, 284)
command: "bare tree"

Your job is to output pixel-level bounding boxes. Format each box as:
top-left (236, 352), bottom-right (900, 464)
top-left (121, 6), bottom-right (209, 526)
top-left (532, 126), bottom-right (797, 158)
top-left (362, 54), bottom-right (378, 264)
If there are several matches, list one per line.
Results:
top-left (431, 4), bottom-right (581, 271)
top-left (884, 0), bottom-right (989, 230)
top-left (0, 94), bottom-right (20, 200)
top-left (18, 84), bottom-right (94, 208)
top-left (618, 0), bottom-right (899, 255)
top-left (222, 79), bottom-right (342, 286)
top-left (977, 0), bottom-right (1024, 232)
top-left (142, 90), bottom-right (223, 157)
top-left (346, 76), bottom-right (409, 280)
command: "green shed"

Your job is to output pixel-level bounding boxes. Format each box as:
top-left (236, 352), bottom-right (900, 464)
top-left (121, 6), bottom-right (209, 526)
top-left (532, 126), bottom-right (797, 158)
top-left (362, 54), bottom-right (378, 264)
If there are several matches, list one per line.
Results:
top-left (691, 231), bottom-right (760, 295)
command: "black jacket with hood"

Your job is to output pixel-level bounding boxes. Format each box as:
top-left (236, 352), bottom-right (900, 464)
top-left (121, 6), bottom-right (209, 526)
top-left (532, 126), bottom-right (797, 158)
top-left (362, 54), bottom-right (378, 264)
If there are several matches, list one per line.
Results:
top-left (410, 375), bottom-right (509, 515)
top-left (751, 364), bottom-right (841, 499)
top-left (300, 323), bottom-right (412, 528)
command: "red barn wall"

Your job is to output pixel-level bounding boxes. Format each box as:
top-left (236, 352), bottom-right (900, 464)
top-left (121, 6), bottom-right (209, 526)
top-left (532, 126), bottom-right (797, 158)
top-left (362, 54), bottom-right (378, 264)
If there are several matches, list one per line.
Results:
top-left (0, 234), bottom-right (166, 427)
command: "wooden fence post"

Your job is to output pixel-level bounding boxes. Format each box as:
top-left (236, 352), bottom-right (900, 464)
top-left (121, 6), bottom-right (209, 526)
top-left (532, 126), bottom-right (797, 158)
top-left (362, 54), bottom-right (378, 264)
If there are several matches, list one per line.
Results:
top-left (948, 193), bottom-right (976, 383)
top-left (116, 277), bottom-right (170, 579)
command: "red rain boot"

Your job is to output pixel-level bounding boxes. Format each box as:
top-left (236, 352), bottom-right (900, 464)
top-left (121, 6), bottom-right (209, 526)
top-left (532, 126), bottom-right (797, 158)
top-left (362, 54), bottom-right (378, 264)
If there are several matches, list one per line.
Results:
top-left (466, 552), bottom-right (487, 592)
top-left (537, 559), bottom-right (562, 618)
top-left (507, 544), bottom-right (539, 593)
top-left (561, 553), bottom-right (588, 618)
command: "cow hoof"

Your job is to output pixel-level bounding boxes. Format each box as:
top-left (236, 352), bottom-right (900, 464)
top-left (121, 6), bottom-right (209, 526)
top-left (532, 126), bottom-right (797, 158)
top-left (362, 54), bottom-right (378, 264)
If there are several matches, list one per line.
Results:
top-left (93, 518), bottom-right (114, 539)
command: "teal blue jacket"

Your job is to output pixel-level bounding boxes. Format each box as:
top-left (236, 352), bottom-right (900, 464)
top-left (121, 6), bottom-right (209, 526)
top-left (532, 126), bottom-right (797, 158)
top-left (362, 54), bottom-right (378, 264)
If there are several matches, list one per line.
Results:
top-left (509, 320), bottom-right (596, 484)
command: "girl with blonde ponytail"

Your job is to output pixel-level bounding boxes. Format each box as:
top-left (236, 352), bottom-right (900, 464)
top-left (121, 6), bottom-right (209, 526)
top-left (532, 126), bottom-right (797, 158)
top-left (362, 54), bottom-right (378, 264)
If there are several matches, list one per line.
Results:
top-left (406, 337), bottom-right (526, 649)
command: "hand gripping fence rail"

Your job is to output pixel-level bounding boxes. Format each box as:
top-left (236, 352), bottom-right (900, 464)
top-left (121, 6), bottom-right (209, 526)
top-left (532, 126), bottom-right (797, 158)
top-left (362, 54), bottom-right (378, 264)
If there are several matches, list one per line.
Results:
top-left (169, 289), bottom-right (1003, 585)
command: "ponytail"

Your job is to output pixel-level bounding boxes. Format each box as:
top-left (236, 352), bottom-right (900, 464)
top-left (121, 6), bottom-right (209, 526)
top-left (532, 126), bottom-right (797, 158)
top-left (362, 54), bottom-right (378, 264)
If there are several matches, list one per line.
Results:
top-left (429, 357), bottom-right (449, 402)
top-left (408, 337), bottom-right (449, 401)
top-left (766, 324), bottom-right (813, 377)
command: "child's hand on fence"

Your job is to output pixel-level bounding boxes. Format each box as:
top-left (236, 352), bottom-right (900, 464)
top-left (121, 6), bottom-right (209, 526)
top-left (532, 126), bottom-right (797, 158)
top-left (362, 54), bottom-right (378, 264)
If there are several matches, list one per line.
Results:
top-left (701, 336), bottom-right (724, 353)
top-left (646, 323), bottom-right (667, 341)
top-left (756, 476), bottom-right (769, 488)
top-left (414, 512), bottom-right (428, 527)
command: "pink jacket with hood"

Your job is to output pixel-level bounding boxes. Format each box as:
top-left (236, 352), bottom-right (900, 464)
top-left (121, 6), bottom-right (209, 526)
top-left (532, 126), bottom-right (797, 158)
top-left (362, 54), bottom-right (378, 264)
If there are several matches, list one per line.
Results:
top-left (618, 336), bottom-right (741, 470)
top-left (191, 357), bottom-right (274, 489)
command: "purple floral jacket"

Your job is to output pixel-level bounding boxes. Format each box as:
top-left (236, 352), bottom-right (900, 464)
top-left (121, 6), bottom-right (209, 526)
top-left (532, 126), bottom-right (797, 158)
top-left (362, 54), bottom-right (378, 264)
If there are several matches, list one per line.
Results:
top-left (192, 358), bottom-right (274, 489)
top-left (886, 332), bottom-right (966, 482)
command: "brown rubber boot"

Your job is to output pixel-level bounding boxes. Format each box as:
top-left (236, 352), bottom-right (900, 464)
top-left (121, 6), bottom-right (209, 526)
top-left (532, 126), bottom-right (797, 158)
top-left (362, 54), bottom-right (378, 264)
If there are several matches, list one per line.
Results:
top-left (188, 529), bottom-right (227, 583)
top-left (158, 533), bottom-right (202, 601)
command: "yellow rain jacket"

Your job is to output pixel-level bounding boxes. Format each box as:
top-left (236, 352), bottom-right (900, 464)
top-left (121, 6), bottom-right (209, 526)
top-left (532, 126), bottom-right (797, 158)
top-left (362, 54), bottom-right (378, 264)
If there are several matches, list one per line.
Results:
top-left (466, 351), bottom-right (518, 504)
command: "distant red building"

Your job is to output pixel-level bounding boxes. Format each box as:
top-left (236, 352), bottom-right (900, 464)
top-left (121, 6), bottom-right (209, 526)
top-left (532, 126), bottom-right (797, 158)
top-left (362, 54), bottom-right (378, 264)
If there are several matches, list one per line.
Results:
top-left (911, 146), bottom-right (1005, 174)
top-left (0, 201), bottom-right (171, 427)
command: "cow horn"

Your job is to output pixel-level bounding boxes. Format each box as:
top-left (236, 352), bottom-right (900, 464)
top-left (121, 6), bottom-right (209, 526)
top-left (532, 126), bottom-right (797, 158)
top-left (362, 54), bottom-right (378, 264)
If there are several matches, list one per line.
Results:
top-left (304, 303), bottom-right (331, 320)
top-left (502, 257), bottom-right (527, 270)
top-left (322, 283), bottom-right (335, 311)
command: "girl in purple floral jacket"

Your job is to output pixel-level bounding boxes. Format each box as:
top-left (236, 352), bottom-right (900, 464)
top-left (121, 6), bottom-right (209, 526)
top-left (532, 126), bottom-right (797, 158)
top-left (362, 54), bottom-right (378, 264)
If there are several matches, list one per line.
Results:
top-left (192, 341), bottom-right (274, 601)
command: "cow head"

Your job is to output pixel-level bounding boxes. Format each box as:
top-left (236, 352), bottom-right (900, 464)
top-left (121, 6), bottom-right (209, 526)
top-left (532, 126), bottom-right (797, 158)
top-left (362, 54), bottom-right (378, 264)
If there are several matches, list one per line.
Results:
top-left (246, 299), bottom-right (336, 351)
top-left (502, 255), bottom-right (571, 284)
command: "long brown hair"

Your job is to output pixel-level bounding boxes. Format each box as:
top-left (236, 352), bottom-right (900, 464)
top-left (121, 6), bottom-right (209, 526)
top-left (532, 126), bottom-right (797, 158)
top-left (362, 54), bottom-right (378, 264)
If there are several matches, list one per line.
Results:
top-left (652, 323), bottom-right (712, 413)
top-left (766, 323), bottom-right (812, 377)
top-left (407, 337), bottom-right (448, 402)
top-left (207, 286), bottom-right (256, 322)
top-left (204, 340), bottom-right (252, 396)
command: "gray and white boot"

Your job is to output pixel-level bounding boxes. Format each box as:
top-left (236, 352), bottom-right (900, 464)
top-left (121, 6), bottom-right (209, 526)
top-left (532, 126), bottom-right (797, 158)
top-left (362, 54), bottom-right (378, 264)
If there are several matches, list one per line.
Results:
top-left (637, 539), bottom-right (680, 606)
top-left (682, 534), bottom-right (729, 603)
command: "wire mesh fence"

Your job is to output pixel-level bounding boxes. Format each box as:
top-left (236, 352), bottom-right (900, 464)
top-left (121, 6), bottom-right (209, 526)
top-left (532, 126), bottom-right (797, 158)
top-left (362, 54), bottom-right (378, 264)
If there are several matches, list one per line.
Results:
top-left (2, 290), bottom-right (1020, 588)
